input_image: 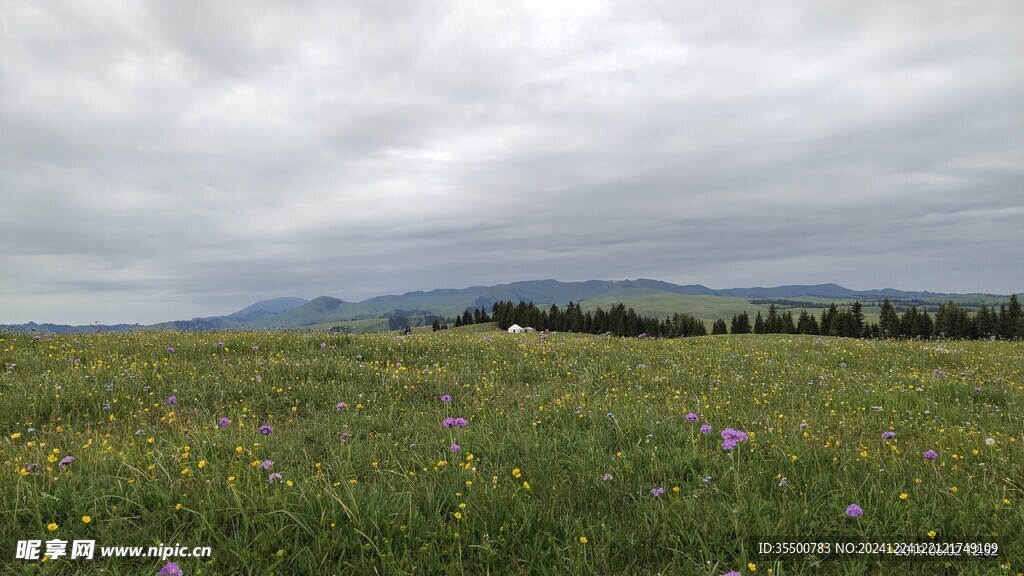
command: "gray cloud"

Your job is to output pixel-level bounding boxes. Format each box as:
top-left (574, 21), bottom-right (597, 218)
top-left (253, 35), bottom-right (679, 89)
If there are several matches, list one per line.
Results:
top-left (2, 1), bottom-right (1022, 324)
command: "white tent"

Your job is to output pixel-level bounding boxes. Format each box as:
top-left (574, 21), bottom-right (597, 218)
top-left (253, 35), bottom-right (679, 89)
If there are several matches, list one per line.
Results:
top-left (507, 324), bottom-right (525, 333)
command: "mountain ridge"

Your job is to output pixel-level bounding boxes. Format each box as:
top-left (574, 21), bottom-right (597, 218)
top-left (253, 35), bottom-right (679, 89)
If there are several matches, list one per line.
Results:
top-left (2, 280), bottom-right (1016, 333)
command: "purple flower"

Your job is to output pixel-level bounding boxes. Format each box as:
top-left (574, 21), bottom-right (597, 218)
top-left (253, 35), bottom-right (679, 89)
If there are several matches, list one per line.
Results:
top-left (924, 449), bottom-right (938, 460)
top-left (218, 417), bottom-right (231, 428)
top-left (260, 459), bottom-right (274, 470)
top-left (252, 345), bottom-right (260, 351)
top-left (450, 443), bottom-right (461, 453)
top-left (602, 473), bottom-right (613, 481)
top-left (846, 503), bottom-right (864, 518)
top-left (882, 430), bottom-right (896, 440)
top-left (799, 421), bottom-right (807, 430)
top-left (453, 417), bottom-right (468, 428)
top-left (166, 395), bottom-right (177, 405)
top-left (267, 472), bottom-right (282, 483)
top-left (259, 425), bottom-right (273, 435)
top-left (320, 342), bottom-right (327, 348)
top-left (336, 402), bottom-right (347, 411)
top-left (685, 412), bottom-right (699, 422)
top-left (700, 424), bottom-right (712, 435)
top-left (59, 455), bottom-right (74, 469)
top-left (166, 347), bottom-right (175, 354)
top-left (25, 463), bottom-right (39, 472)
top-left (721, 438), bottom-right (738, 451)
top-left (442, 417), bottom-right (456, 428)
top-left (216, 341), bottom-right (225, 347)
top-left (651, 486), bottom-right (665, 497)
top-left (723, 572), bottom-right (741, 576)
top-left (440, 394), bottom-right (452, 403)
top-left (339, 432), bottom-right (351, 443)
top-left (720, 428), bottom-right (748, 442)
top-left (157, 561), bottom-right (184, 576)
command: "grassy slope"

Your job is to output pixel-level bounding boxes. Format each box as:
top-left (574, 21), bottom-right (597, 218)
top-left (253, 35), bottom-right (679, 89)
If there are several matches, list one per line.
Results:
top-left (1, 331), bottom-right (1020, 574)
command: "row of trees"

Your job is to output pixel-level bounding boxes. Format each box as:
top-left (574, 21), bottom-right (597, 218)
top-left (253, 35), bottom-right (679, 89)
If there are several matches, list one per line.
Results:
top-left (730, 297), bottom-right (1022, 339)
top-left (446, 296), bottom-right (1022, 341)
top-left (482, 300), bottom-right (707, 338)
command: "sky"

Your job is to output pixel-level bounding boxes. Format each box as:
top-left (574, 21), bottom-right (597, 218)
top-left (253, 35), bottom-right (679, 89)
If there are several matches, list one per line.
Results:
top-left (2, 1), bottom-right (1023, 325)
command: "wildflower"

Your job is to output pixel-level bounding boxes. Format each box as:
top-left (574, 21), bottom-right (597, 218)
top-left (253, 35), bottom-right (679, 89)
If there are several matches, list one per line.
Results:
top-left (166, 396), bottom-right (177, 405)
top-left (602, 473), bottom-right (613, 481)
top-left (700, 424), bottom-right (712, 434)
top-left (218, 418), bottom-right (230, 428)
top-left (512, 468), bottom-right (522, 479)
top-left (157, 561), bottom-right (184, 576)
top-left (443, 417), bottom-right (455, 428)
top-left (651, 486), bottom-right (665, 497)
top-left (986, 438), bottom-right (996, 446)
top-left (260, 459), bottom-right (274, 470)
top-left (924, 450), bottom-right (938, 460)
top-left (579, 536), bottom-right (588, 544)
top-left (882, 431), bottom-right (895, 440)
top-left (336, 402), bottom-right (347, 411)
top-left (721, 439), bottom-right (738, 451)
top-left (252, 345), bottom-right (260, 351)
top-left (47, 522), bottom-right (58, 531)
top-left (685, 412), bottom-right (699, 422)
top-left (268, 472), bottom-right (283, 483)
top-left (440, 394), bottom-right (452, 403)
top-left (59, 455), bottom-right (74, 469)
top-left (259, 425), bottom-right (274, 435)
top-left (166, 347), bottom-right (175, 354)
top-left (450, 443), bottom-right (461, 453)
top-left (846, 503), bottom-right (864, 518)
top-left (453, 417), bottom-right (468, 428)
top-left (216, 341), bottom-right (225, 347)
top-left (724, 572), bottom-right (741, 576)
top-left (899, 493), bottom-right (908, 500)
top-left (82, 516), bottom-right (91, 524)
top-left (339, 432), bottom-right (351, 443)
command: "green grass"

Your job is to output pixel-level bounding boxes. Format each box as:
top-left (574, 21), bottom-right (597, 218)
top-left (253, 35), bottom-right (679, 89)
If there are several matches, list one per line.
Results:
top-left (1, 331), bottom-right (1021, 575)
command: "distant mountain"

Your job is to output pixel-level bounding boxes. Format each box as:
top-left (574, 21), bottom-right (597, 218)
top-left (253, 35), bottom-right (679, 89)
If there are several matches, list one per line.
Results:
top-left (229, 297), bottom-right (307, 321)
top-left (3, 280), bottom-right (1013, 333)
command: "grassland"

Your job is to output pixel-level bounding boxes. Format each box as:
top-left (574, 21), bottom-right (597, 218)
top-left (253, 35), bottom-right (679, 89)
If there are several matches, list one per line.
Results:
top-left (1, 329), bottom-right (1021, 575)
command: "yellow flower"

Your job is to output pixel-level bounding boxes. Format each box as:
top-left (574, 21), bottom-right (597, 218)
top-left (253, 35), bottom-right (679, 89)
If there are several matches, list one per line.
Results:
top-left (899, 493), bottom-right (908, 500)
top-left (928, 530), bottom-right (936, 539)
top-left (47, 523), bottom-right (58, 531)
top-left (175, 503), bottom-right (182, 510)
top-left (286, 480), bottom-right (294, 487)
top-left (454, 512), bottom-right (462, 519)
top-left (523, 481), bottom-right (531, 491)
top-left (81, 516), bottom-right (91, 524)
top-left (748, 562), bottom-right (757, 571)
top-left (512, 468), bottom-right (521, 479)
top-left (10, 432), bottom-right (21, 439)
top-left (198, 460), bottom-right (206, 469)
top-left (579, 536), bottom-right (588, 544)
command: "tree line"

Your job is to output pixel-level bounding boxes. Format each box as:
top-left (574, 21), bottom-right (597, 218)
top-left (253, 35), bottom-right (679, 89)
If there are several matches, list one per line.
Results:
top-left (442, 295), bottom-right (1022, 341)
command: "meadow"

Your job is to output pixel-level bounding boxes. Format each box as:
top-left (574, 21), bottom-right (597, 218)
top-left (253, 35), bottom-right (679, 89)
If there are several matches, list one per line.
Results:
top-left (1, 329), bottom-right (1021, 575)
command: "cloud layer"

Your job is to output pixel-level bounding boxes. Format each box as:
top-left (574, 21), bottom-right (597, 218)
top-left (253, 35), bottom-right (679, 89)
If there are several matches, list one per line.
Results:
top-left (2, 1), bottom-right (1022, 324)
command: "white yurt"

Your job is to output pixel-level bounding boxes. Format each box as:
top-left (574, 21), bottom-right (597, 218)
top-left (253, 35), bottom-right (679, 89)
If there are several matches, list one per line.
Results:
top-left (507, 324), bottom-right (525, 334)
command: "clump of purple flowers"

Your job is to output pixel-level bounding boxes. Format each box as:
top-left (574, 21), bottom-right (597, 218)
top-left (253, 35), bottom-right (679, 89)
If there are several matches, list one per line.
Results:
top-left (339, 432), bottom-right (351, 443)
top-left (685, 412), bottom-right (699, 422)
top-left (602, 473), bottom-right (614, 481)
top-left (158, 561), bottom-right (184, 576)
top-left (59, 455), bottom-right (74, 469)
top-left (440, 394), bottom-right (452, 403)
top-left (700, 424), bottom-right (712, 435)
top-left (443, 417), bottom-right (468, 428)
top-left (651, 486), bottom-right (665, 497)
top-left (25, 463), bottom-right (39, 473)
top-left (166, 395), bottom-right (177, 405)
top-left (450, 443), bottom-right (461, 453)
top-left (846, 503), bottom-right (864, 518)
top-left (252, 345), bottom-right (260, 351)
top-left (720, 428), bottom-right (748, 451)
top-left (259, 425), bottom-right (274, 435)
top-left (267, 472), bottom-right (282, 484)
top-left (882, 430), bottom-right (895, 440)
top-left (218, 417), bottom-right (231, 428)
top-left (924, 449), bottom-right (938, 460)
top-left (166, 347), bottom-right (175, 354)
top-left (260, 459), bottom-right (274, 470)
top-left (335, 402), bottom-right (347, 411)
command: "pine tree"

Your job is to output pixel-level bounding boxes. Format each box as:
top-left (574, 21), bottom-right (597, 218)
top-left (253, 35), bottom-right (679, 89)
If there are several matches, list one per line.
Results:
top-left (753, 311), bottom-right (765, 334)
top-left (879, 299), bottom-right (899, 338)
top-left (712, 318), bottom-right (728, 335)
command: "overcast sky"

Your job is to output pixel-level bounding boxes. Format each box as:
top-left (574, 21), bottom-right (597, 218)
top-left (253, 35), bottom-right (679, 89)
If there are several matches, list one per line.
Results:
top-left (2, 1), bottom-right (1022, 325)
